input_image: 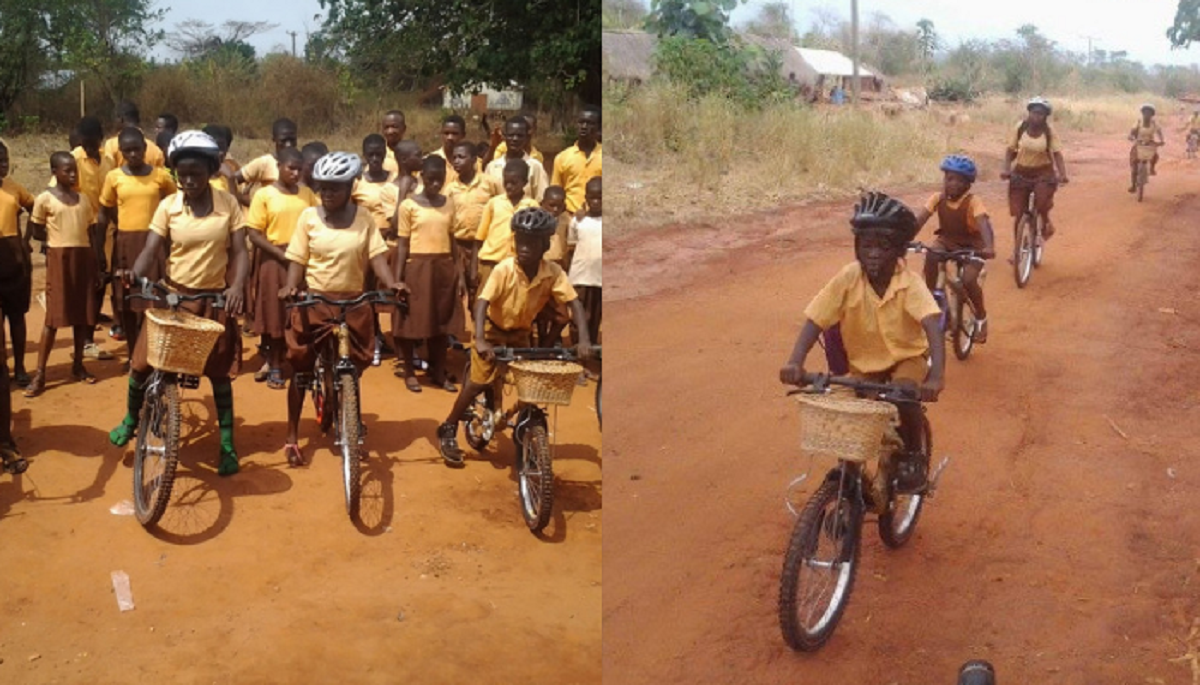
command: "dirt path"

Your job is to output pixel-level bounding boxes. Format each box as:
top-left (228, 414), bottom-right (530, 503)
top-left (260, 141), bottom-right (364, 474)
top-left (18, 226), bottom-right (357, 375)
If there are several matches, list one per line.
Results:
top-left (604, 132), bottom-right (1200, 683)
top-left (0, 307), bottom-right (601, 681)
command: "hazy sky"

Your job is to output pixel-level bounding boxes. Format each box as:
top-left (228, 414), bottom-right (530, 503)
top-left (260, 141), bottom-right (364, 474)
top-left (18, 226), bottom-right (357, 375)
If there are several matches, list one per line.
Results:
top-left (148, 0), bottom-right (327, 60)
top-left (731, 0), bottom-right (1200, 67)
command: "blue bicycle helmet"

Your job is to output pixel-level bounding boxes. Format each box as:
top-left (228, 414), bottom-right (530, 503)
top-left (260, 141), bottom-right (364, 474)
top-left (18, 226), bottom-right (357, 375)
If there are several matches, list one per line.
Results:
top-left (939, 154), bottom-right (977, 182)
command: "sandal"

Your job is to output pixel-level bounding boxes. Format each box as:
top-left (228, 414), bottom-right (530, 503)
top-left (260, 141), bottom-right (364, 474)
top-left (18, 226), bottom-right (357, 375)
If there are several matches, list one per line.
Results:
top-left (1, 444), bottom-right (28, 475)
top-left (13, 371), bottom-right (31, 388)
top-left (254, 362), bottom-right (270, 383)
top-left (72, 368), bottom-right (98, 385)
top-left (266, 368), bottom-right (286, 390)
top-left (437, 422), bottom-right (465, 467)
top-left (283, 443), bottom-right (305, 467)
top-left (403, 375), bottom-right (422, 393)
top-left (23, 371), bottom-right (45, 398)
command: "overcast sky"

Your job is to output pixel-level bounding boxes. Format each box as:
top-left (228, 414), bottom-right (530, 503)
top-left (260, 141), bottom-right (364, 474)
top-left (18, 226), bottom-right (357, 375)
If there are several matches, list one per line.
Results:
top-left (731, 0), bottom-right (1200, 67)
top-left (148, 0), bottom-right (326, 60)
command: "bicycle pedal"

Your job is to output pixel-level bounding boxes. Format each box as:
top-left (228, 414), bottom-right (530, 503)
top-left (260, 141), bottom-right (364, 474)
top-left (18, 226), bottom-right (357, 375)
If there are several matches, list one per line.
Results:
top-left (925, 456), bottom-right (952, 499)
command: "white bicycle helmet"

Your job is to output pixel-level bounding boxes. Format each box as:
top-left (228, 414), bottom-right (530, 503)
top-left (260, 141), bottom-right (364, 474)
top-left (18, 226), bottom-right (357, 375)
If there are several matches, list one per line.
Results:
top-left (311, 152), bottom-right (362, 183)
top-left (1140, 102), bottom-right (1156, 114)
top-left (1026, 96), bottom-right (1052, 114)
top-left (167, 130), bottom-right (221, 167)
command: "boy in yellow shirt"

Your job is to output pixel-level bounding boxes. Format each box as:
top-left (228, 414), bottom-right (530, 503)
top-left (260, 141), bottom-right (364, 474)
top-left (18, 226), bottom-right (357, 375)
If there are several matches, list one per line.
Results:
top-left (437, 207), bottom-right (594, 465)
top-left (779, 191), bottom-right (945, 492)
top-left (446, 141), bottom-right (502, 297)
top-left (473, 159), bottom-right (539, 298)
top-left (381, 110), bottom-right (407, 176)
top-left (551, 105), bottom-right (602, 214)
top-left (0, 140), bottom-right (36, 386)
top-left (485, 117), bottom-right (548, 202)
top-left (234, 118), bottom-right (298, 204)
top-left (102, 101), bottom-right (165, 171)
top-left (490, 113), bottom-right (544, 164)
top-left (534, 186), bottom-right (571, 345)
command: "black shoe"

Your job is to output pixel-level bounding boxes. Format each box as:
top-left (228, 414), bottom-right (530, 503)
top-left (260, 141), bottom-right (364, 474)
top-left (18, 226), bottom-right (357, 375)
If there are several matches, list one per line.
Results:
top-left (437, 422), bottom-right (465, 467)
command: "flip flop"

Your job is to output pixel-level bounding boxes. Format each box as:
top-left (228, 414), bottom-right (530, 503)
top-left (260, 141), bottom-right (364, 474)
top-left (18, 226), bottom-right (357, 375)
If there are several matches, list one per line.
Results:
top-left (283, 443), bottom-right (305, 467)
top-left (23, 371), bottom-right (45, 398)
top-left (404, 376), bottom-right (422, 393)
top-left (1, 445), bottom-right (27, 475)
top-left (266, 368), bottom-right (286, 390)
top-left (72, 368), bottom-right (98, 385)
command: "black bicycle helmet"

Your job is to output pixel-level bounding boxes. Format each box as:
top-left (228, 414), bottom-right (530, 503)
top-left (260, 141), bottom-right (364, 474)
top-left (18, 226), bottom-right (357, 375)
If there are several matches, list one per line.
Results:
top-left (511, 207), bottom-right (557, 237)
top-left (850, 191), bottom-right (918, 243)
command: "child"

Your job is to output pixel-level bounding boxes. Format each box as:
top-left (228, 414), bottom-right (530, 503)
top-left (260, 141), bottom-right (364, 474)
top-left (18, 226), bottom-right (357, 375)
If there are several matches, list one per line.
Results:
top-left (245, 147), bottom-right (317, 389)
top-left (437, 207), bottom-right (594, 465)
top-left (0, 310), bottom-right (21, 473)
top-left (534, 185), bottom-right (572, 346)
top-left (381, 110), bottom-right (407, 177)
top-left (102, 101), bottom-right (165, 171)
top-left (352, 133), bottom-right (397, 232)
top-left (392, 156), bottom-right (463, 393)
top-left (430, 115), bottom-right (470, 187)
top-left (67, 116), bottom-right (112, 363)
top-left (154, 113), bottom-right (179, 140)
top-left (778, 191), bottom-right (945, 492)
top-left (567, 178), bottom-right (602, 348)
top-left (234, 117), bottom-right (298, 204)
top-left (23, 152), bottom-right (101, 396)
top-left (96, 127), bottom-right (178, 360)
top-left (300, 141), bottom-right (329, 192)
top-left (0, 140), bottom-right (36, 385)
top-left (1000, 97), bottom-right (1068, 239)
top-left (551, 105), bottom-right (602, 214)
top-left (913, 155), bottom-right (995, 342)
top-left (490, 113), bottom-right (545, 164)
top-left (279, 152), bottom-right (403, 467)
top-left (473, 159), bottom-right (539, 300)
top-left (380, 140), bottom-right (424, 236)
top-left (1128, 103), bottom-right (1164, 192)
top-left (202, 124), bottom-right (239, 193)
top-left (445, 141), bottom-right (502, 299)
top-left (485, 117), bottom-right (548, 202)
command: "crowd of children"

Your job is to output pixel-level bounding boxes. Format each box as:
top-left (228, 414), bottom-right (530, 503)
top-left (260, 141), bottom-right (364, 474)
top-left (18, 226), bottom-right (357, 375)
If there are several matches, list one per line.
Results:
top-left (0, 100), bottom-right (602, 475)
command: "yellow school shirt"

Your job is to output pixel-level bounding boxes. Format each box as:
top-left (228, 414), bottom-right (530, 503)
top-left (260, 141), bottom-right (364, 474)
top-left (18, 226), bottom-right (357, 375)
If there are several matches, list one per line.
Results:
top-left (149, 190), bottom-right (245, 291)
top-left (446, 172), bottom-right (502, 241)
top-left (383, 147), bottom-right (400, 177)
top-left (480, 257), bottom-right (577, 331)
top-left (352, 176), bottom-right (396, 231)
top-left (543, 212), bottom-right (570, 262)
top-left (31, 190), bottom-right (95, 249)
top-left (396, 197), bottom-right (455, 255)
top-left (0, 177), bottom-right (35, 238)
top-left (246, 184), bottom-right (318, 246)
top-left (923, 193), bottom-right (988, 235)
top-left (100, 167), bottom-right (178, 232)
top-left (490, 142), bottom-right (544, 164)
top-left (286, 205), bottom-right (389, 292)
top-left (73, 147), bottom-right (105, 211)
top-left (804, 262), bottom-right (941, 375)
top-left (476, 195), bottom-right (539, 263)
top-left (240, 154), bottom-right (280, 187)
top-left (102, 134), bottom-right (166, 170)
top-left (429, 148), bottom-right (484, 189)
top-left (485, 155), bottom-right (549, 203)
top-left (551, 142), bottom-right (602, 213)
top-left (1133, 120), bottom-right (1161, 145)
top-left (1008, 122), bottom-right (1061, 168)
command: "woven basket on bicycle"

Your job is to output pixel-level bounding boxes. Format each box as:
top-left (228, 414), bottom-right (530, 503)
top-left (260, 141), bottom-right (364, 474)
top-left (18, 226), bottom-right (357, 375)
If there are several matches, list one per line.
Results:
top-left (143, 309), bottom-right (225, 376)
top-left (794, 393), bottom-right (899, 462)
top-left (510, 360), bottom-right (583, 406)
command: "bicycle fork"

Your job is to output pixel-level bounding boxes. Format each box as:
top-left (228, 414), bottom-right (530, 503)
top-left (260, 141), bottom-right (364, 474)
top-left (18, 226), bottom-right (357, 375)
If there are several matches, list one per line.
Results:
top-left (332, 323), bottom-right (365, 447)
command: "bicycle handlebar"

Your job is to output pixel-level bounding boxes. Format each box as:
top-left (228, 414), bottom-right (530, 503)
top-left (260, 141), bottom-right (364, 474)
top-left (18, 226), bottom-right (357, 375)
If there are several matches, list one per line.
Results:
top-left (786, 372), bottom-right (920, 402)
top-left (493, 345), bottom-right (601, 363)
top-left (285, 290), bottom-right (406, 311)
top-left (127, 277), bottom-right (226, 310)
top-left (907, 241), bottom-right (986, 265)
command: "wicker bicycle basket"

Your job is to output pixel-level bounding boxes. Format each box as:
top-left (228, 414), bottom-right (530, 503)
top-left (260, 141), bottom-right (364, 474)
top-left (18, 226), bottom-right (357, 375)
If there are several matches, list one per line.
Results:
top-left (143, 309), bottom-right (225, 376)
top-left (794, 393), bottom-right (899, 462)
top-left (509, 360), bottom-right (583, 406)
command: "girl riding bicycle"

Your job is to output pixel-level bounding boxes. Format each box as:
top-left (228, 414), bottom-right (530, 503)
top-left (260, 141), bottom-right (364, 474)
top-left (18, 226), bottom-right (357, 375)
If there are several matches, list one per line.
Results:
top-left (278, 152), bottom-right (406, 467)
top-left (779, 192), bottom-right (945, 492)
top-left (109, 131), bottom-right (250, 477)
top-left (1128, 103), bottom-right (1164, 193)
top-left (1001, 97), bottom-right (1069, 239)
top-left (913, 155), bottom-right (995, 342)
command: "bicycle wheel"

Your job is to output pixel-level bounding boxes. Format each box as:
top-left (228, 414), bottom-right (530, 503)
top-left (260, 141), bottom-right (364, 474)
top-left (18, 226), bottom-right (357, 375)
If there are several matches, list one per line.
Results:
top-left (779, 472), bottom-right (863, 651)
top-left (462, 360), bottom-right (495, 451)
top-left (339, 373), bottom-right (362, 520)
top-left (951, 285), bottom-right (975, 360)
top-left (879, 415), bottom-right (932, 548)
top-left (518, 422), bottom-right (555, 532)
top-left (1013, 213), bottom-right (1035, 288)
top-left (132, 378), bottom-right (180, 527)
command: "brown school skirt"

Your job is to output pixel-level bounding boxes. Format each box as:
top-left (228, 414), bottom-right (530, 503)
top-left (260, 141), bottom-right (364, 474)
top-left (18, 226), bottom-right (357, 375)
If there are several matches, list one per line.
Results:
top-left (1007, 164), bottom-right (1057, 218)
top-left (0, 236), bottom-right (31, 315)
top-left (286, 291), bottom-right (375, 373)
top-left (112, 230), bottom-right (163, 315)
top-left (130, 279), bottom-right (239, 379)
top-left (45, 247), bottom-right (100, 329)
top-left (252, 247), bottom-right (289, 338)
top-left (393, 253), bottom-right (463, 340)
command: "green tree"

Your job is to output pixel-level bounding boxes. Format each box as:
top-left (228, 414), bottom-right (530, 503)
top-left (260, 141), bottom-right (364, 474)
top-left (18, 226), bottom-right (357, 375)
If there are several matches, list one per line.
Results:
top-left (1168, 0), bottom-right (1200, 47)
top-left (167, 20), bottom-right (275, 62)
top-left (743, 1), bottom-right (797, 42)
top-left (603, 0), bottom-right (648, 29)
top-left (916, 18), bottom-right (938, 65)
top-left (0, 2), bottom-right (49, 117)
top-left (45, 0), bottom-right (165, 105)
top-left (645, 0), bottom-right (743, 43)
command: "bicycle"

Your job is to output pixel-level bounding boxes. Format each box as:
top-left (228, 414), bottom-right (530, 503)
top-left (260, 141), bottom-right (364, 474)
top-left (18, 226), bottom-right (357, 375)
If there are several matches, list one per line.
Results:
top-left (778, 372), bottom-right (950, 651)
top-left (1132, 141), bottom-right (1162, 203)
top-left (462, 345), bottom-right (599, 532)
top-left (1008, 173), bottom-right (1056, 289)
top-left (127, 278), bottom-right (228, 528)
top-left (908, 242), bottom-right (987, 360)
top-left (286, 290), bottom-right (401, 520)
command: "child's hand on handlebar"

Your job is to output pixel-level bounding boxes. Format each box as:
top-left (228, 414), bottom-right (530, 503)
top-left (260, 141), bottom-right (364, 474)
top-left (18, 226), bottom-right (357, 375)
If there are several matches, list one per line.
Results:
top-left (476, 340), bottom-right (495, 361)
top-left (980, 247), bottom-right (996, 260)
top-left (780, 362), bottom-right (807, 386)
top-left (278, 284), bottom-right (301, 300)
top-left (223, 285), bottom-right (244, 316)
top-left (575, 343), bottom-right (594, 361)
top-left (999, 171), bottom-right (1011, 181)
top-left (920, 376), bottom-right (944, 402)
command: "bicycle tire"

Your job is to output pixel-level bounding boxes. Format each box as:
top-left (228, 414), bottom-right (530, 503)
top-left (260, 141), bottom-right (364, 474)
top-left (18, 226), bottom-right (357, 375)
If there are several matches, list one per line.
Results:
top-left (132, 380), bottom-right (180, 528)
top-left (951, 284), bottom-right (975, 360)
top-left (779, 473), bottom-right (863, 651)
top-left (878, 415), bottom-right (932, 548)
top-left (595, 376), bottom-right (602, 430)
top-left (1013, 213), bottom-right (1035, 288)
top-left (518, 423), bottom-right (555, 532)
top-left (339, 373), bottom-right (362, 520)
top-left (462, 361), bottom-right (494, 451)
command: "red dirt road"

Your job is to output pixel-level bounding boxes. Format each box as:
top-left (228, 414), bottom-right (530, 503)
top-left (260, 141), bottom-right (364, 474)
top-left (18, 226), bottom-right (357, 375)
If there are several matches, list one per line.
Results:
top-left (604, 133), bottom-right (1200, 683)
top-left (0, 311), bottom-right (601, 681)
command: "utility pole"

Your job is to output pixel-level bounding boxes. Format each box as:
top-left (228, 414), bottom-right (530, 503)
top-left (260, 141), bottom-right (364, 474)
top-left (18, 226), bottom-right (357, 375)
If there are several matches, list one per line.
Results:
top-left (287, 30), bottom-right (298, 57)
top-left (850, 0), bottom-right (860, 106)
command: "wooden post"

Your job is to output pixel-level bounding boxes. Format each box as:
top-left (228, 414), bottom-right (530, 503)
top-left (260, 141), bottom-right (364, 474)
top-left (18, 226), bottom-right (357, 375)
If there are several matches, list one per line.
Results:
top-left (80, 79), bottom-right (85, 118)
top-left (850, 0), bottom-right (860, 106)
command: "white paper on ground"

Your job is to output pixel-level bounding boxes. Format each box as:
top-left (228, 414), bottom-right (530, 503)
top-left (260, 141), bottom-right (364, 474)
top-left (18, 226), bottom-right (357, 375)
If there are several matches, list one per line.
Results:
top-left (111, 571), bottom-right (135, 612)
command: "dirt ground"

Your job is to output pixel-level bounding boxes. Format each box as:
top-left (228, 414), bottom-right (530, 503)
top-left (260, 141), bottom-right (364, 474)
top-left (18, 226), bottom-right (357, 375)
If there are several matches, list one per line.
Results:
top-left (604, 122), bottom-right (1200, 682)
top-left (0, 293), bottom-right (601, 680)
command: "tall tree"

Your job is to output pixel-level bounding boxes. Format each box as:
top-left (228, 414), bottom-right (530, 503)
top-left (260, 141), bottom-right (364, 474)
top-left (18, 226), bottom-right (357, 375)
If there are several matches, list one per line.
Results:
top-left (45, 0), bottom-right (165, 105)
top-left (1168, 0), bottom-right (1200, 47)
top-left (167, 20), bottom-right (277, 62)
top-left (916, 18), bottom-right (938, 65)
top-left (0, 2), bottom-right (49, 116)
top-left (743, 1), bottom-right (797, 42)
top-left (645, 0), bottom-right (743, 43)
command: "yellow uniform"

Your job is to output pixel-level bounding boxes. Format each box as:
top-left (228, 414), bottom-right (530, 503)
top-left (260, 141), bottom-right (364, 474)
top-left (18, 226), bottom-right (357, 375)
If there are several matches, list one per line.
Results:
top-left (1008, 122), bottom-right (1061, 169)
top-left (69, 147), bottom-right (106, 212)
top-left (445, 173), bottom-right (502, 241)
top-left (544, 211), bottom-right (570, 262)
top-left (485, 155), bottom-right (549, 203)
top-left (149, 190), bottom-right (244, 291)
top-left (804, 262), bottom-right (941, 376)
top-left (102, 134), bottom-right (165, 171)
top-left (246, 184), bottom-right (318, 245)
top-left (286, 206), bottom-right (389, 292)
top-left (240, 154), bottom-right (280, 187)
top-left (1133, 120), bottom-right (1162, 145)
top-left (396, 197), bottom-right (456, 255)
top-left (551, 142), bottom-right (603, 213)
top-left (0, 177), bottom-right (35, 238)
top-left (383, 148), bottom-right (400, 177)
top-left (100, 167), bottom-right (178, 232)
top-left (490, 142), bottom-right (543, 165)
top-left (476, 194), bottom-right (539, 263)
top-left (352, 177), bottom-right (397, 231)
top-left (31, 190), bottom-right (95, 248)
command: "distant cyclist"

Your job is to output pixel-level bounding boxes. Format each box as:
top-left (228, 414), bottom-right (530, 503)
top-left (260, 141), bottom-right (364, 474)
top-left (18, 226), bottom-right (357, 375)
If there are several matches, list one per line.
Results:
top-left (1181, 108), bottom-right (1200, 156)
top-left (1128, 103), bottom-right (1164, 193)
top-left (1000, 97), bottom-right (1069, 240)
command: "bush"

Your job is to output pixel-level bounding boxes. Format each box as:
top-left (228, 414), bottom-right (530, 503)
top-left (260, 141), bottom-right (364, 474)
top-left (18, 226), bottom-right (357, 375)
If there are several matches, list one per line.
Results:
top-left (928, 78), bottom-right (979, 103)
top-left (652, 36), bottom-right (790, 108)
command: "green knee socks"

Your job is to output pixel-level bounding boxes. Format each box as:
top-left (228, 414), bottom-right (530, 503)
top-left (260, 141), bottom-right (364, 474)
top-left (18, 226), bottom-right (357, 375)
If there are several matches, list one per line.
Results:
top-left (213, 379), bottom-right (238, 476)
top-left (109, 376), bottom-right (146, 447)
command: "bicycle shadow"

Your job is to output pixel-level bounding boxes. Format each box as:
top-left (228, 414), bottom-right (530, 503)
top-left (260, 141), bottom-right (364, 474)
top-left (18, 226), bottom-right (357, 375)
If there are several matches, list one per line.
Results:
top-left (10, 408), bottom-right (125, 505)
top-left (351, 415), bottom-right (442, 535)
